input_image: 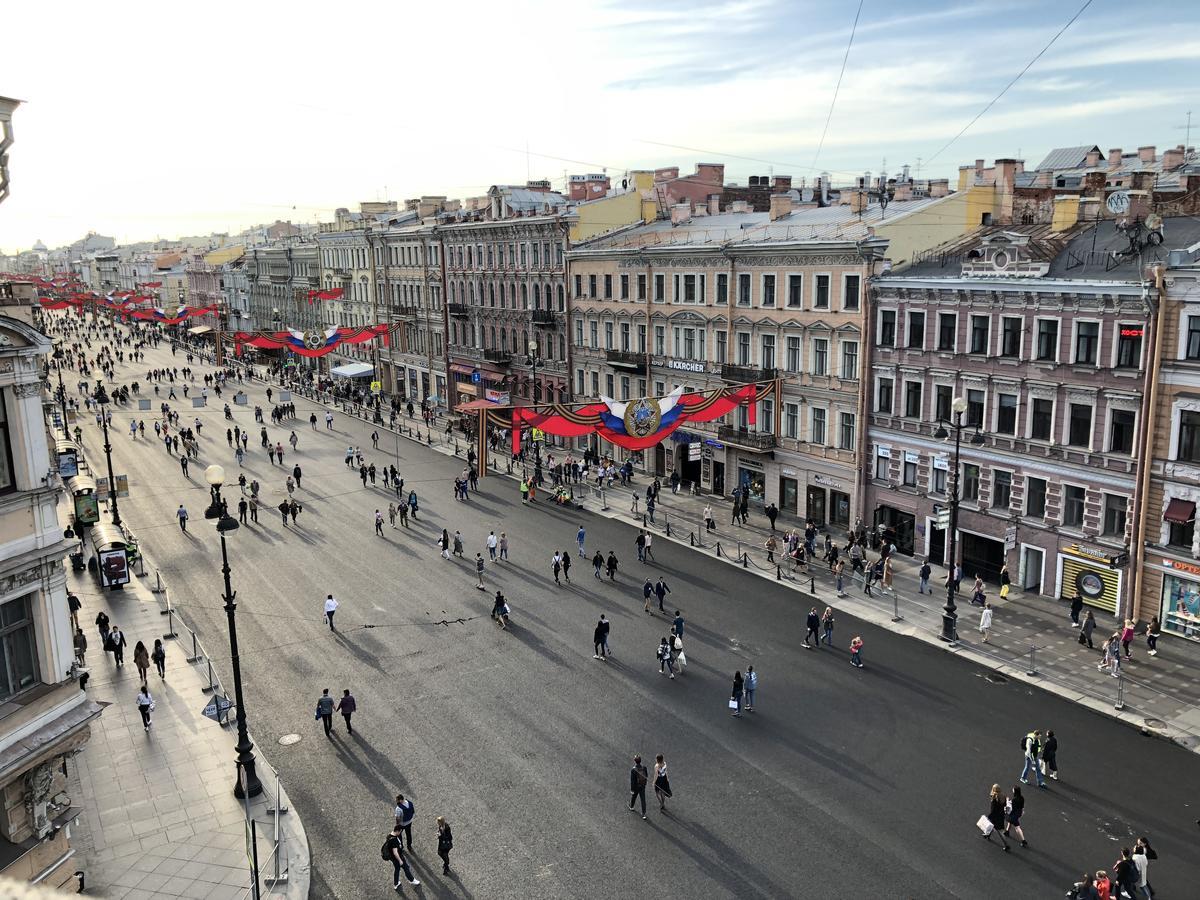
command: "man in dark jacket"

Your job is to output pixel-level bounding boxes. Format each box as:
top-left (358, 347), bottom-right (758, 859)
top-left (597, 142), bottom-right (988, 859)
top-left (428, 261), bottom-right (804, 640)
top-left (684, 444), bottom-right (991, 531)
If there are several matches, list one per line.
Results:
top-left (335, 689), bottom-right (356, 734)
top-left (593, 616), bottom-right (610, 659)
top-left (628, 755), bottom-right (648, 818)
top-left (804, 608), bottom-right (821, 648)
top-left (107, 626), bottom-right (127, 666)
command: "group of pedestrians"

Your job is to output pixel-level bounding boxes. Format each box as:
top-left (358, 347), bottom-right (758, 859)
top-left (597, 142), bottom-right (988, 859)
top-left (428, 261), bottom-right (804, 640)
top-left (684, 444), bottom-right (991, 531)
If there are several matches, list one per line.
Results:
top-left (92, 608), bottom-right (166, 731)
top-left (1068, 838), bottom-right (1157, 899)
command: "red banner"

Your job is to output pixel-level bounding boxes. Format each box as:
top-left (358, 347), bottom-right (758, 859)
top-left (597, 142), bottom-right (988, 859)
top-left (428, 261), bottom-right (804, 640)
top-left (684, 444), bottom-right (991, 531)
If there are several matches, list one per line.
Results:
top-left (306, 288), bottom-right (345, 303)
top-left (233, 324), bottom-right (393, 357)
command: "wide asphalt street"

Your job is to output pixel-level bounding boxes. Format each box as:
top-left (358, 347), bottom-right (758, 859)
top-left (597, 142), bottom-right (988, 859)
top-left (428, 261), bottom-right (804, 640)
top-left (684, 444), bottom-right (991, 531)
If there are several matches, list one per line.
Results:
top-left (72, 322), bottom-right (1200, 899)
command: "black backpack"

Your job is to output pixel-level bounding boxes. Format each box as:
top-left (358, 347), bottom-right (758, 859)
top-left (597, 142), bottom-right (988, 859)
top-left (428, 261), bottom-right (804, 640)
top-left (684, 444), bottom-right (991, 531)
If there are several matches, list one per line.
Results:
top-left (380, 837), bottom-right (392, 861)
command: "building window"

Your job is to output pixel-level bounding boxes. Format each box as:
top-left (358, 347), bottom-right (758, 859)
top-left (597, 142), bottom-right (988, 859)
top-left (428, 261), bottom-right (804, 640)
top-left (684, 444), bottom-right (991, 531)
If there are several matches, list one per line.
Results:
top-left (935, 385), bottom-right (952, 422)
top-left (970, 315), bottom-right (989, 354)
top-left (575, 320), bottom-right (584, 346)
top-left (993, 470), bottom-right (1012, 509)
top-left (878, 310), bottom-right (896, 347)
top-left (1036, 319), bottom-right (1059, 361)
top-left (875, 450), bottom-right (890, 480)
top-left (907, 311), bottom-right (925, 349)
top-left (761, 274), bottom-right (776, 307)
top-left (932, 467), bottom-right (946, 495)
top-left (1116, 326), bottom-right (1142, 368)
top-left (904, 382), bottom-right (922, 418)
top-left (786, 336), bottom-right (801, 372)
top-left (620, 322), bottom-right (631, 352)
top-left (733, 332), bottom-right (750, 366)
top-left (716, 273), bottom-right (728, 305)
top-left (996, 393), bottom-right (1017, 434)
top-left (1103, 494), bottom-right (1127, 536)
top-left (877, 378), bottom-right (894, 413)
top-left (838, 412), bottom-right (855, 450)
top-left (962, 464), bottom-right (980, 502)
top-left (0, 595), bottom-right (38, 701)
top-left (0, 393), bottom-right (12, 495)
top-left (1168, 514), bottom-right (1195, 549)
top-left (574, 274), bottom-right (582, 297)
top-left (1001, 316), bottom-right (1021, 357)
top-left (1026, 477), bottom-right (1047, 518)
top-left (812, 339), bottom-right (828, 376)
top-left (843, 274), bottom-right (860, 310)
top-left (759, 334), bottom-right (775, 369)
top-left (589, 321), bottom-right (598, 348)
top-left (604, 274), bottom-right (613, 299)
top-left (1068, 403), bottom-right (1092, 447)
top-left (1179, 410), bottom-right (1200, 462)
top-left (812, 407), bottom-right (827, 445)
top-left (1030, 398), bottom-right (1053, 441)
top-left (654, 326), bottom-right (665, 355)
top-left (937, 313), bottom-right (956, 351)
top-left (1063, 484), bottom-right (1086, 527)
top-left (785, 403), bottom-right (799, 438)
top-left (620, 274), bottom-right (629, 299)
top-left (637, 274), bottom-right (647, 300)
top-left (815, 274), bottom-right (830, 309)
top-left (1110, 409), bottom-right (1135, 454)
top-left (737, 273), bottom-right (751, 306)
top-left (966, 389), bottom-right (984, 428)
top-left (841, 341), bottom-right (858, 380)
top-left (638, 324), bottom-right (647, 353)
top-left (903, 455), bottom-right (918, 487)
top-left (654, 274), bottom-right (665, 302)
top-left (1074, 321), bottom-right (1099, 364)
top-left (787, 275), bottom-right (802, 308)
top-left (715, 330), bottom-right (726, 363)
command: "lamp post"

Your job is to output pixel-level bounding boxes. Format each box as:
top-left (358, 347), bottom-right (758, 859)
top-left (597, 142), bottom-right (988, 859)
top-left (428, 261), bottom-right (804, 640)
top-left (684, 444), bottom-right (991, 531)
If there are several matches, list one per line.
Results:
top-left (52, 347), bottom-right (70, 439)
top-left (526, 339), bottom-right (543, 486)
top-left (92, 386), bottom-right (122, 528)
top-left (932, 396), bottom-right (985, 642)
top-left (204, 465), bottom-right (263, 799)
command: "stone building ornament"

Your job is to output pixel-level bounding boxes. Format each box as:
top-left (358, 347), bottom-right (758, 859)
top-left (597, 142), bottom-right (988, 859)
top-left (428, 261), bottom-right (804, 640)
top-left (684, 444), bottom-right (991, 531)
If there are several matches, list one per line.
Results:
top-left (24, 763), bottom-right (54, 838)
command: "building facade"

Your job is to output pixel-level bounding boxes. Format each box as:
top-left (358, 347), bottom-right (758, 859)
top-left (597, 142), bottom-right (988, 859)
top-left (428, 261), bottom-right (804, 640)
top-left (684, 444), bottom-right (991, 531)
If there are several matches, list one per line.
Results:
top-left (375, 221), bottom-right (445, 403)
top-left (244, 242), bottom-right (320, 336)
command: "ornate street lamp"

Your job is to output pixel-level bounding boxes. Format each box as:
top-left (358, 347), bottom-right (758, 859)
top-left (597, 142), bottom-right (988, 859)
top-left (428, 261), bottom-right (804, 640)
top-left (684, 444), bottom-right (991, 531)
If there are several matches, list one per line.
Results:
top-left (92, 386), bottom-right (121, 528)
top-left (932, 396), bottom-right (985, 642)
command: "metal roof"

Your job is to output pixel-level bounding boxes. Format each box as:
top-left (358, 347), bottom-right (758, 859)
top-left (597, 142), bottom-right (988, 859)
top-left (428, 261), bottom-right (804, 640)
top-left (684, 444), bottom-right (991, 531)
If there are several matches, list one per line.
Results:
top-left (1033, 145), bottom-right (1099, 171)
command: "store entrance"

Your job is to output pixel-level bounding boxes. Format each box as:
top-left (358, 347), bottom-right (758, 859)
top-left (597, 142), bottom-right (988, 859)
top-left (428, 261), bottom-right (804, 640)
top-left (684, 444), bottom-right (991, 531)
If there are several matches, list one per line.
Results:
top-left (874, 506), bottom-right (915, 556)
top-left (805, 486), bottom-right (826, 528)
top-left (712, 461), bottom-right (725, 497)
top-left (676, 444), bottom-right (701, 488)
top-left (961, 531), bottom-right (1005, 583)
top-left (928, 524), bottom-right (946, 565)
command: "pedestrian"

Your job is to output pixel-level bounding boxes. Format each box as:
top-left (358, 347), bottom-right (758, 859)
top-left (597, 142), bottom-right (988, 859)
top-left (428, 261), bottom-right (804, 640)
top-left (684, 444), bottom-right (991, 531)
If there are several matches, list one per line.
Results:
top-left (606, 551), bottom-right (618, 581)
top-left (1070, 593), bottom-right (1084, 626)
top-left (487, 530), bottom-right (498, 560)
top-left (374, 509), bottom-right (384, 536)
top-left (238, 497), bottom-right (248, 523)
top-left (438, 529), bottom-right (450, 560)
top-left (821, 607), bottom-right (835, 646)
top-left (593, 616), bottom-right (609, 659)
top-left (520, 478), bottom-right (529, 503)
top-left (393, 794), bottom-right (415, 850)
top-left (703, 504), bottom-right (714, 532)
top-left (1042, 729), bottom-right (1058, 781)
top-left (315, 688), bottom-right (334, 737)
top-left (1134, 837), bottom-right (1156, 899)
top-left (654, 578), bottom-right (670, 612)
top-left (476, 553), bottom-right (485, 588)
top-left (577, 525), bottom-right (586, 557)
top-left (152, 639), bottom-right (166, 679)
top-left (653, 754), bottom-right (672, 811)
top-left (982, 784), bottom-right (1010, 851)
top-left (764, 534), bottom-right (777, 563)
top-left (1114, 848), bottom-right (1138, 900)
top-left (849, 635), bottom-right (864, 668)
top-left (436, 816), bottom-right (454, 875)
top-left (834, 558), bottom-right (846, 596)
top-left (176, 504), bottom-right (188, 532)
top-left (635, 531), bottom-right (646, 563)
top-left (744, 665), bottom-right (757, 711)
top-left (387, 503), bottom-right (397, 528)
top-left (73, 628), bottom-right (87, 665)
top-left (643, 579), bottom-right (654, 614)
top-left (644, 531), bottom-right (655, 562)
top-left (765, 502), bottom-right (778, 531)
top-left (628, 755), bottom-right (649, 819)
top-left (971, 574), bottom-right (986, 607)
top-left (136, 683), bottom-right (154, 731)
top-left (804, 607), bottom-right (820, 648)
top-left (1079, 610), bottom-right (1096, 649)
top-left (1020, 729), bottom-right (1046, 788)
top-left (979, 602), bottom-right (993, 643)
top-left (1121, 618), bottom-right (1136, 659)
top-left (730, 670), bottom-right (743, 716)
top-left (1004, 784), bottom-right (1028, 848)
top-left (293, 464), bottom-right (302, 489)
top-left (499, 531), bottom-right (508, 560)
top-left (336, 689), bottom-right (356, 734)
top-left (179, 455), bottom-right (189, 477)
top-left (658, 637), bottom-right (675, 679)
top-left (594, 551), bottom-right (605, 579)
top-left (397, 501), bottom-right (408, 527)
top-left (561, 551), bottom-right (571, 583)
top-left (1144, 615), bottom-right (1161, 657)
top-left (108, 625), bottom-right (127, 666)
top-left (133, 640), bottom-right (150, 682)
top-left (324, 595), bottom-right (339, 631)
top-left (249, 496), bottom-right (259, 523)
top-left (383, 824), bottom-right (420, 889)
top-left (552, 552), bottom-right (562, 585)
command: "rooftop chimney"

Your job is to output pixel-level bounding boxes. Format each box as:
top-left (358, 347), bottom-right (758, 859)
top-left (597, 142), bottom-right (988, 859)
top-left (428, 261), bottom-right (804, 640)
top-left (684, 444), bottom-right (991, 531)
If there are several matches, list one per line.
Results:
top-left (1162, 146), bottom-right (1185, 169)
top-left (1085, 149), bottom-right (1101, 167)
top-left (849, 190), bottom-right (867, 215)
top-left (1107, 148), bottom-right (1123, 168)
top-left (670, 203), bottom-right (692, 226)
top-left (730, 200), bottom-right (751, 214)
top-left (772, 175), bottom-right (793, 191)
top-left (929, 179), bottom-right (950, 198)
top-left (1138, 146), bottom-right (1156, 163)
top-left (708, 194), bottom-right (721, 216)
top-left (769, 194), bottom-right (793, 222)
top-left (892, 183), bottom-right (913, 202)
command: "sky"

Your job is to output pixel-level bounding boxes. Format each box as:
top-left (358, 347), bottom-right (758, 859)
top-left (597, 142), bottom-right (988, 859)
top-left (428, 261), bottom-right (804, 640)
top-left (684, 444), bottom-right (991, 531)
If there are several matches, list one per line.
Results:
top-left (2, 0), bottom-right (1198, 253)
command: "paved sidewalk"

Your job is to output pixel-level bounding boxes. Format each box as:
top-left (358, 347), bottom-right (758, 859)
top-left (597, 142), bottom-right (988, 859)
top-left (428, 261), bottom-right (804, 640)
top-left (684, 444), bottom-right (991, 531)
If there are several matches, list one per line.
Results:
top-left (65, 542), bottom-right (310, 898)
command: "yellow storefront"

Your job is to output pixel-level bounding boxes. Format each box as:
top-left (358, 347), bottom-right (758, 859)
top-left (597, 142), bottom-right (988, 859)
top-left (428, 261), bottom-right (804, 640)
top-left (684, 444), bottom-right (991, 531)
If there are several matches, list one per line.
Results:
top-left (1056, 543), bottom-right (1127, 616)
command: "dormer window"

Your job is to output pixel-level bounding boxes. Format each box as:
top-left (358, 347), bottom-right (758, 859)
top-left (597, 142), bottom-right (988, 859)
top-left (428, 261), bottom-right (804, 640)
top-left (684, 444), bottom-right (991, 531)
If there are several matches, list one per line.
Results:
top-left (993, 251), bottom-right (1009, 269)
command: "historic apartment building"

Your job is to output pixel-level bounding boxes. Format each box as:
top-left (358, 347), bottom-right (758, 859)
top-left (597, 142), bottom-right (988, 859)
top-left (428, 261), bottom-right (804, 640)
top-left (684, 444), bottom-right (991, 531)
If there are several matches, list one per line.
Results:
top-left (244, 241), bottom-right (320, 339)
top-left (0, 282), bottom-right (101, 889)
top-left (865, 215), bottom-right (1180, 624)
top-left (567, 183), bottom-right (977, 526)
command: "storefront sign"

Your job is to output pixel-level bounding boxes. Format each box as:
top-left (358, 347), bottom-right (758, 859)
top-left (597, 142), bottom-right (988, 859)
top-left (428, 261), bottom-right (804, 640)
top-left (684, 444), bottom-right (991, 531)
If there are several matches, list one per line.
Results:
top-left (876, 446), bottom-right (892, 458)
top-left (813, 474), bottom-right (844, 490)
top-left (666, 359), bottom-right (707, 373)
top-left (704, 439), bottom-right (724, 449)
top-left (1062, 543), bottom-right (1123, 566)
top-left (782, 468), bottom-right (797, 476)
top-left (1004, 525), bottom-right (1017, 552)
top-left (688, 443), bottom-right (701, 461)
top-left (903, 450), bottom-right (919, 463)
top-left (932, 454), bottom-right (949, 471)
top-left (737, 457), bottom-right (764, 470)
top-left (1164, 558), bottom-right (1200, 576)
top-left (485, 389), bottom-right (510, 404)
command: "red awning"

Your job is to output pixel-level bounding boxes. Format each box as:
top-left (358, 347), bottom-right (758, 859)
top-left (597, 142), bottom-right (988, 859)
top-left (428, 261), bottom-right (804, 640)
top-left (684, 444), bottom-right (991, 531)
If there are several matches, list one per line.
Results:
top-left (1164, 498), bottom-right (1196, 524)
top-left (456, 399), bottom-right (497, 412)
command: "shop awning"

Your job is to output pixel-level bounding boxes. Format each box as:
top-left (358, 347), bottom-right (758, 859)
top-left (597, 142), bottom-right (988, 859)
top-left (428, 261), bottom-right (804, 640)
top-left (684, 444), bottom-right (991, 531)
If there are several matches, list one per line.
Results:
top-left (330, 362), bottom-right (374, 378)
top-left (187, 325), bottom-right (212, 336)
top-left (456, 398), bottom-right (498, 412)
top-left (1164, 498), bottom-right (1196, 524)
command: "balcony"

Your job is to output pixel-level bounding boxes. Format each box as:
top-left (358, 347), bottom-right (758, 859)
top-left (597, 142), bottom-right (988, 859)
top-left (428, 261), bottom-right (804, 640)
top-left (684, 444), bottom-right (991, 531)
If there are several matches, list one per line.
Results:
top-left (717, 425), bottom-right (777, 452)
top-left (483, 348), bottom-right (511, 365)
top-left (606, 348), bottom-right (646, 373)
top-left (448, 302), bottom-right (469, 318)
top-left (721, 363), bottom-right (777, 384)
top-left (531, 308), bottom-right (556, 326)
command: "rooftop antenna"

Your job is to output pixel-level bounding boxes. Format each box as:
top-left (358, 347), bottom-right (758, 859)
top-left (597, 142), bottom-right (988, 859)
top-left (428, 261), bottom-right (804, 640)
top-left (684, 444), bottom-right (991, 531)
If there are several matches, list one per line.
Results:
top-left (915, 157), bottom-right (923, 179)
top-left (526, 139), bottom-right (531, 182)
top-left (1176, 110), bottom-right (1194, 151)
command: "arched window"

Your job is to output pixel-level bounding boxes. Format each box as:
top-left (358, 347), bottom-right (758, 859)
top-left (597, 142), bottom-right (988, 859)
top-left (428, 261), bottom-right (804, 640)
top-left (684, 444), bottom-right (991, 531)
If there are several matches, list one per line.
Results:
top-left (521, 283), bottom-right (528, 308)
top-left (532, 284), bottom-right (540, 309)
top-left (501, 329), bottom-right (508, 351)
top-left (556, 284), bottom-right (565, 310)
top-left (489, 326), bottom-right (496, 348)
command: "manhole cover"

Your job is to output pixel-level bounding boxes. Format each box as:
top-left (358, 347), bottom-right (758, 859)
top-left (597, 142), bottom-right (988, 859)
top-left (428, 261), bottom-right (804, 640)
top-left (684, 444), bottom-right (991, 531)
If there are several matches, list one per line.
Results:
top-left (1143, 717), bottom-right (1165, 729)
top-left (278, 734), bottom-right (302, 746)
top-left (985, 673), bottom-right (1008, 684)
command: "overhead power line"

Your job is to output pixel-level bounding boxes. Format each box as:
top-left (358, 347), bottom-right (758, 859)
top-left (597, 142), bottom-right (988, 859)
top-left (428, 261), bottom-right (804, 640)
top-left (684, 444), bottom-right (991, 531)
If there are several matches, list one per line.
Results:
top-left (810, 0), bottom-right (865, 172)
top-left (925, 0), bottom-right (1096, 166)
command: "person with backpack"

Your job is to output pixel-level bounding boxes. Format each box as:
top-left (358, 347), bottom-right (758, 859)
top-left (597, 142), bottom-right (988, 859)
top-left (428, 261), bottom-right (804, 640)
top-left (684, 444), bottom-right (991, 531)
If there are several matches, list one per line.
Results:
top-left (382, 824), bottom-right (420, 889)
top-left (1019, 729), bottom-right (1046, 788)
top-left (1113, 847), bottom-right (1138, 900)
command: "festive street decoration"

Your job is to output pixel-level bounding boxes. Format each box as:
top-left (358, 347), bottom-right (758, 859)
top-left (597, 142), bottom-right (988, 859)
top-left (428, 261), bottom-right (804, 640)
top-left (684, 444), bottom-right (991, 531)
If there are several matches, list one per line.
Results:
top-left (232, 323), bottom-right (394, 357)
top-left (306, 288), bottom-right (345, 303)
top-left (129, 305), bottom-right (217, 325)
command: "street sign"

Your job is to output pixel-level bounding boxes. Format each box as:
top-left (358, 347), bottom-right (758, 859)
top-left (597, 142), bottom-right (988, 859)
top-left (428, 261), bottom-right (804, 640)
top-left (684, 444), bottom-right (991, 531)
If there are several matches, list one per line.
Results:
top-left (1003, 525), bottom-right (1017, 552)
top-left (933, 506), bottom-right (950, 529)
top-left (96, 475), bottom-right (130, 499)
top-left (202, 696), bottom-right (233, 722)
top-left (688, 442), bottom-right (701, 461)
top-left (470, 370), bottom-right (481, 384)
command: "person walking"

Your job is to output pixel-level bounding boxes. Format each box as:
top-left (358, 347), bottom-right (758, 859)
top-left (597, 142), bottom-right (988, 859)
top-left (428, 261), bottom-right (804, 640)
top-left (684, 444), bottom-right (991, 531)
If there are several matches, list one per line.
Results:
top-left (1146, 616), bottom-right (1161, 657)
top-left (635, 531), bottom-right (646, 563)
top-left (643, 579), bottom-right (654, 615)
top-left (1134, 837), bottom-right (1156, 899)
top-left (654, 578), bottom-right (670, 613)
top-left (324, 595), bottom-right (339, 631)
top-left (248, 495), bottom-right (259, 524)
top-left (436, 816), bottom-right (454, 875)
top-left (1042, 730), bottom-right (1058, 781)
top-left (644, 531), bottom-right (655, 562)
top-left (1120, 618), bottom-right (1136, 660)
top-left (1114, 847), bottom-right (1138, 900)
top-left (375, 509), bottom-right (384, 537)
top-left (821, 607), bottom-right (835, 646)
top-left (393, 794), bottom-right (415, 850)
top-left (133, 640), bottom-right (150, 683)
top-left (731, 670), bottom-right (744, 716)
top-left (292, 464), bottom-right (302, 489)
top-left (979, 603), bottom-right (994, 643)
top-left (1070, 593), bottom-right (1084, 626)
top-left (498, 531), bottom-right (508, 561)
top-left (658, 637), bottom-right (675, 679)
top-left (1079, 610), bottom-right (1097, 649)
top-left (766, 502), bottom-right (778, 532)
top-left (136, 684), bottom-right (154, 731)
top-left (1004, 784), bottom-right (1028, 848)
top-left (238, 497), bottom-right (248, 523)
top-left (1019, 730), bottom-right (1046, 788)
top-left (561, 551), bottom-right (571, 583)
top-left (744, 665), bottom-right (757, 711)
top-left (606, 551), bottom-right (619, 581)
top-left (552, 552), bottom-right (562, 585)
top-left (577, 525), bottom-right (586, 558)
top-left (653, 755), bottom-right (672, 811)
top-left (849, 635), bottom-right (864, 668)
top-left (384, 824), bottom-right (420, 889)
top-left (834, 558), bottom-right (846, 597)
top-left (476, 553), bottom-right (485, 588)
top-left (108, 625), bottom-right (127, 666)
top-left (176, 504), bottom-right (188, 532)
top-left (804, 607), bottom-right (820, 648)
top-left (982, 784), bottom-right (1010, 851)
top-left (593, 551), bottom-right (605, 580)
top-left (437, 529), bottom-right (450, 561)
top-left (628, 755), bottom-right (649, 819)
top-left (315, 689), bottom-right (335, 737)
top-left (335, 689), bottom-right (356, 734)
top-left (487, 530), bottom-right (498, 561)
top-left (594, 616), bottom-right (610, 659)
top-left (152, 639), bottom-right (166, 679)
top-left (73, 628), bottom-right (87, 666)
